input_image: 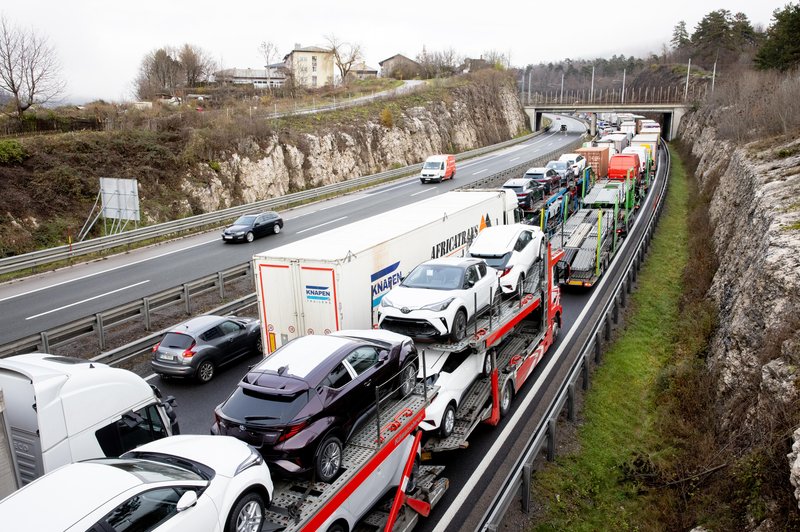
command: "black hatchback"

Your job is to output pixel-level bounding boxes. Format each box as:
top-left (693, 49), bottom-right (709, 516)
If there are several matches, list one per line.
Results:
top-left (211, 330), bottom-right (418, 482)
top-left (222, 212), bottom-right (283, 243)
top-left (151, 315), bottom-right (261, 383)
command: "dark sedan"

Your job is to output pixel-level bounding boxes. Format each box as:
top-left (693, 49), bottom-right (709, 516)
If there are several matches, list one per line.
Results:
top-left (222, 211), bottom-right (283, 243)
top-left (211, 329), bottom-right (418, 482)
top-left (151, 315), bottom-right (261, 383)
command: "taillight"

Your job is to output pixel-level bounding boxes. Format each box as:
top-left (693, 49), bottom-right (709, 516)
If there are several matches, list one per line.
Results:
top-left (152, 343), bottom-right (160, 352)
top-left (501, 268), bottom-right (512, 277)
top-left (182, 341), bottom-right (197, 358)
top-left (278, 420), bottom-right (308, 443)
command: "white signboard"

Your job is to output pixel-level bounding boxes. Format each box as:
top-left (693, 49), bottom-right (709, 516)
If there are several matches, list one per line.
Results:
top-left (100, 178), bottom-right (140, 222)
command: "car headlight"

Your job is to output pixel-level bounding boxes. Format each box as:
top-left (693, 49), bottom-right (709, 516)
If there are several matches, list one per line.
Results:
top-left (421, 298), bottom-right (454, 312)
top-left (425, 373), bottom-right (440, 386)
top-left (235, 231), bottom-right (245, 236)
top-left (235, 445), bottom-right (264, 475)
top-left (381, 296), bottom-right (394, 308)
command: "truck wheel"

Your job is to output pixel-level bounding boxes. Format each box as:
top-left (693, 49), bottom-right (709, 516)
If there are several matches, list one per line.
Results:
top-left (316, 434), bottom-right (343, 483)
top-left (226, 491), bottom-right (265, 532)
top-left (450, 310), bottom-right (467, 342)
top-left (451, 169), bottom-right (456, 179)
top-left (500, 381), bottom-right (514, 417)
top-left (196, 360), bottom-right (215, 383)
top-left (397, 362), bottom-right (417, 398)
top-left (552, 317), bottom-right (560, 341)
top-left (245, 231), bottom-right (255, 243)
top-left (440, 403), bottom-right (456, 438)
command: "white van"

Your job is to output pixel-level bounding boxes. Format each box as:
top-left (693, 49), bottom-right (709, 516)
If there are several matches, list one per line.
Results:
top-left (420, 154), bottom-right (456, 183)
top-left (0, 354), bottom-right (178, 488)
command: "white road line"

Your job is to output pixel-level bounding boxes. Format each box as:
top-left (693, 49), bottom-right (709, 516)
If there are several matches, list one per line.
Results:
top-left (431, 172), bottom-right (660, 532)
top-left (472, 169), bottom-right (488, 175)
top-left (26, 280), bottom-right (151, 320)
top-left (297, 216), bottom-right (348, 234)
top-left (510, 157), bottom-right (520, 162)
top-left (0, 240), bottom-right (217, 304)
top-left (374, 181), bottom-right (417, 193)
top-left (410, 189), bottom-right (435, 197)
top-left (315, 196), bottom-right (363, 211)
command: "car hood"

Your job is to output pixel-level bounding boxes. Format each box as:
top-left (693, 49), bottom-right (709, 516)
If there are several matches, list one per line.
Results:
top-left (224, 224), bottom-right (250, 233)
top-left (384, 286), bottom-right (458, 310)
top-left (126, 435), bottom-right (255, 477)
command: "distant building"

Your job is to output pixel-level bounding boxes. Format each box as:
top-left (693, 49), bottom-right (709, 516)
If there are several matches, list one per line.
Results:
top-left (460, 57), bottom-right (492, 74)
top-left (349, 61), bottom-right (378, 80)
top-left (379, 54), bottom-right (422, 79)
top-left (283, 44), bottom-right (335, 88)
top-left (214, 66), bottom-right (286, 88)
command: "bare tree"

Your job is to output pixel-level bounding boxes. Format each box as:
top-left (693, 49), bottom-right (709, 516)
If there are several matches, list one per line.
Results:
top-left (482, 49), bottom-right (508, 69)
top-left (135, 47), bottom-right (182, 100)
top-left (258, 41), bottom-right (280, 93)
top-left (325, 34), bottom-right (362, 85)
top-left (179, 44), bottom-right (215, 88)
top-left (0, 15), bottom-right (64, 119)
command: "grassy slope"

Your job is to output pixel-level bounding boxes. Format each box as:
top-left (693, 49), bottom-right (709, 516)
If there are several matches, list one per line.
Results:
top-left (531, 146), bottom-right (689, 531)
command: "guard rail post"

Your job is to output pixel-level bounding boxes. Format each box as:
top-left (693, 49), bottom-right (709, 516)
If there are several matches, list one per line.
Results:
top-left (96, 313), bottom-right (105, 350)
top-left (183, 284), bottom-right (191, 314)
top-left (143, 298), bottom-right (151, 330)
top-left (218, 272), bottom-right (225, 299)
top-left (546, 418), bottom-right (557, 461)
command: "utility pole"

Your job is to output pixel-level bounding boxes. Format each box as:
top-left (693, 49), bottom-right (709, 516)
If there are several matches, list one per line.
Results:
top-left (621, 68), bottom-right (626, 104)
top-left (684, 58), bottom-right (691, 101)
top-left (590, 65), bottom-right (595, 103)
top-left (560, 73), bottom-right (564, 104)
top-left (528, 70), bottom-right (532, 104)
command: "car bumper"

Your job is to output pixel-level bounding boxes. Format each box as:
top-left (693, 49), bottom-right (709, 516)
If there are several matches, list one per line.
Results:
top-left (379, 312), bottom-right (449, 338)
top-left (222, 234), bottom-right (246, 241)
top-left (151, 360), bottom-right (195, 377)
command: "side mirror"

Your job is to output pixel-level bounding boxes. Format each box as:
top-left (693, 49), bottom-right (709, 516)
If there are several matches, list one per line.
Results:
top-left (176, 491), bottom-right (198, 512)
top-left (378, 349), bottom-right (390, 362)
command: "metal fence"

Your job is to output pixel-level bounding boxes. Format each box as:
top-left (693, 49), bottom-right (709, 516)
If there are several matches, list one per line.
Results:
top-left (478, 141), bottom-right (671, 530)
top-left (0, 129), bottom-right (545, 276)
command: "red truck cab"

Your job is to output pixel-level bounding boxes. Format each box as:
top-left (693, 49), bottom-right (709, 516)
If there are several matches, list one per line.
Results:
top-left (608, 153), bottom-right (640, 181)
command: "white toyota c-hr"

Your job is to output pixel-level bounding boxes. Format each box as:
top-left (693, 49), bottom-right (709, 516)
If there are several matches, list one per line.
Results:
top-left (468, 224), bottom-right (544, 298)
top-left (378, 257), bottom-right (500, 342)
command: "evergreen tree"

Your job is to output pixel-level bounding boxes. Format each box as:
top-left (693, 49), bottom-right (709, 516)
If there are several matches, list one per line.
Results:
top-left (670, 20), bottom-right (690, 50)
top-left (755, 3), bottom-right (800, 71)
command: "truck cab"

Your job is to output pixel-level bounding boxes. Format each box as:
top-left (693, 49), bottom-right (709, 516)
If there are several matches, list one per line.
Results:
top-left (0, 354), bottom-right (178, 488)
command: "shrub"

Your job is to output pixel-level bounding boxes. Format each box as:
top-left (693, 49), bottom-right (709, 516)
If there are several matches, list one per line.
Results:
top-left (379, 107), bottom-right (393, 128)
top-left (208, 160), bottom-right (221, 172)
top-left (0, 139), bottom-right (27, 164)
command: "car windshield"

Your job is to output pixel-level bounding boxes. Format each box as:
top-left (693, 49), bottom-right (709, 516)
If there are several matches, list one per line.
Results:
top-left (233, 215), bottom-right (256, 225)
top-left (223, 387), bottom-right (310, 426)
top-left (423, 161), bottom-right (443, 169)
top-left (470, 252), bottom-right (511, 269)
top-left (402, 264), bottom-right (464, 290)
top-left (160, 332), bottom-right (193, 349)
top-left (526, 173), bottom-right (545, 181)
top-left (91, 458), bottom-right (204, 483)
top-left (547, 162), bottom-right (566, 170)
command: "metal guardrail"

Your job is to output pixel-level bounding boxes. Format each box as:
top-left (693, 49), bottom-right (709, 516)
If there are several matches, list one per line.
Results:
top-left (0, 129), bottom-right (546, 276)
top-left (477, 140), bottom-right (671, 530)
top-left (0, 127), bottom-right (583, 360)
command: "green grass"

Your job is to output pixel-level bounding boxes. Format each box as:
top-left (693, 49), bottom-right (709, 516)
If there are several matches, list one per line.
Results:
top-left (531, 145), bottom-right (689, 531)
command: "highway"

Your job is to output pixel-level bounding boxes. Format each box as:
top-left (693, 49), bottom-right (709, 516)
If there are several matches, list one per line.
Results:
top-left (0, 117), bottom-right (584, 345)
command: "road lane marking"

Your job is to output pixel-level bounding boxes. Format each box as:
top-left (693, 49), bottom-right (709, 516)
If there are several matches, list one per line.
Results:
top-left (0, 241), bottom-right (217, 304)
top-left (411, 189), bottom-right (435, 197)
top-left (510, 157), bottom-right (519, 162)
top-left (297, 216), bottom-right (348, 234)
top-left (26, 280), bottom-right (151, 320)
top-left (472, 169), bottom-right (488, 175)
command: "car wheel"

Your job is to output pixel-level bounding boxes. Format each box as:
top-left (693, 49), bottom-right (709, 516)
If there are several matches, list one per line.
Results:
top-left (406, 457), bottom-right (420, 494)
top-left (440, 403), bottom-right (456, 438)
top-left (482, 352), bottom-right (493, 376)
top-left (316, 434), bottom-right (343, 483)
top-left (326, 523), bottom-right (347, 532)
top-left (273, 223), bottom-right (281, 234)
top-left (254, 335), bottom-right (263, 355)
top-left (500, 380), bottom-right (514, 417)
top-left (516, 273), bottom-right (525, 300)
top-left (397, 362), bottom-right (417, 398)
top-left (450, 309), bottom-right (467, 343)
top-left (226, 491), bottom-right (265, 532)
top-left (196, 360), bottom-right (215, 383)
top-left (245, 231), bottom-right (255, 243)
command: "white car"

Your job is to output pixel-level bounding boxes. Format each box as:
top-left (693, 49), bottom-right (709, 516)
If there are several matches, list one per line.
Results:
top-left (558, 153), bottom-right (586, 177)
top-left (379, 257), bottom-right (500, 342)
top-left (419, 348), bottom-right (493, 437)
top-left (468, 224), bottom-right (544, 298)
top-left (0, 435), bottom-right (274, 532)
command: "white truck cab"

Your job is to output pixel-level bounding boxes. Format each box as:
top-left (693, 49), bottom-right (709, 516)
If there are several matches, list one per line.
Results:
top-left (0, 354), bottom-right (178, 488)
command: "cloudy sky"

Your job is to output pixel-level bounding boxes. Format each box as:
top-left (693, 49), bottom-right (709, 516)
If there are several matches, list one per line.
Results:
top-left (1, 0), bottom-right (789, 103)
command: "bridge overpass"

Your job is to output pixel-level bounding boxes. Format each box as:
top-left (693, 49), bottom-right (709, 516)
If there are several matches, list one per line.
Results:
top-left (526, 102), bottom-right (689, 140)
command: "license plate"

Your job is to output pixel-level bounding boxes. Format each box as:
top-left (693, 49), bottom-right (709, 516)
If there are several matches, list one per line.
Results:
top-left (223, 235), bottom-right (232, 240)
top-left (159, 353), bottom-right (175, 361)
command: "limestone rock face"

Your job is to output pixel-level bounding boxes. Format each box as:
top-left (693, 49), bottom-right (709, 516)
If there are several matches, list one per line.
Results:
top-left (678, 108), bottom-right (800, 517)
top-left (177, 80), bottom-right (528, 211)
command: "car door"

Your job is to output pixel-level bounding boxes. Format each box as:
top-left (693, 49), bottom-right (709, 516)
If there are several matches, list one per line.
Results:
top-left (515, 229), bottom-right (537, 273)
top-left (218, 319), bottom-right (249, 360)
top-left (198, 325), bottom-right (225, 365)
top-left (253, 214), bottom-right (268, 237)
top-left (84, 485), bottom-right (217, 532)
top-left (474, 262), bottom-right (496, 309)
top-left (318, 361), bottom-right (358, 437)
top-left (344, 346), bottom-right (383, 407)
top-left (462, 265), bottom-right (482, 317)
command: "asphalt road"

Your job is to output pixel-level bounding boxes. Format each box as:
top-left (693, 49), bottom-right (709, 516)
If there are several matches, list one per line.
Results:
top-left (0, 117), bottom-right (585, 345)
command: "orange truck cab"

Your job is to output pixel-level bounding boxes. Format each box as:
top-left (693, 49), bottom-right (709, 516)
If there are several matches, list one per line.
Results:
top-left (608, 153), bottom-right (640, 181)
top-left (420, 154), bottom-right (456, 183)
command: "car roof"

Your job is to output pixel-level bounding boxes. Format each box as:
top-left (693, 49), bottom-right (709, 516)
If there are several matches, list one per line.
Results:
top-left (168, 315), bottom-right (225, 335)
top-left (0, 462), bottom-right (143, 530)
top-left (503, 178), bottom-right (531, 187)
top-left (417, 256), bottom-right (481, 268)
top-left (559, 153), bottom-right (580, 159)
top-left (469, 224), bottom-right (541, 254)
top-left (254, 334), bottom-right (357, 380)
top-left (524, 167), bottom-right (547, 173)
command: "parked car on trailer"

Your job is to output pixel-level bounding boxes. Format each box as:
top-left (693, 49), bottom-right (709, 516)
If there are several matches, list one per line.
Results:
top-left (558, 153), bottom-right (586, 178)
top-left (222, 212), bottom-right (283, 243)
top-left (522, 167), bottom-right (560, 194)
top-left (212, 331), bottom-right (417, 483)
top-left (468, 224), bottom-right (544, 299)
top-left (545, 160), bottom-right (572, 184)
top-left (502, 177), bottom-right (541, 209)
top-left (151, 315), bottom-right (261, 383)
